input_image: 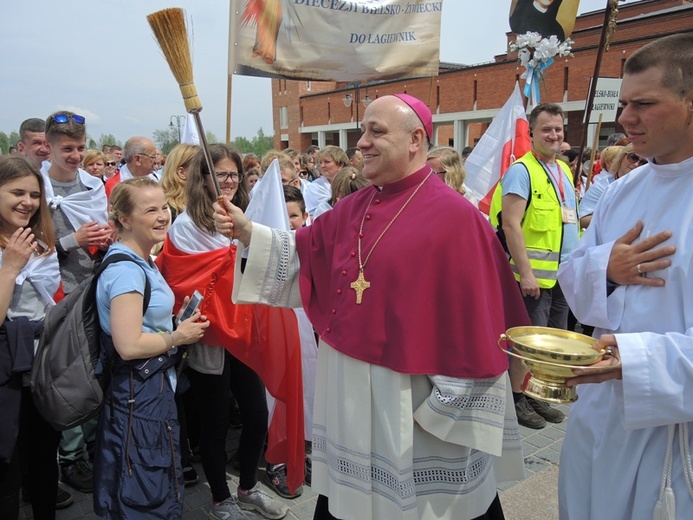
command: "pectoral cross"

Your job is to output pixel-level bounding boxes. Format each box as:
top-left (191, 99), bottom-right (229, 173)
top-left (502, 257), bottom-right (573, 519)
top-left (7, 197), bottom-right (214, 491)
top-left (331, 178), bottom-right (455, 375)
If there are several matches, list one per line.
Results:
top-left (350, 269), bottom-right (371, 304)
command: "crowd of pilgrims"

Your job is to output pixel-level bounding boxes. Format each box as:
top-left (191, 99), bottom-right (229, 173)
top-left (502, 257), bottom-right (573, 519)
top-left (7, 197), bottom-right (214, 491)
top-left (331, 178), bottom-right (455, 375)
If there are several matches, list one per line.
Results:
top-left (0, 112), bottom-right (632, 520)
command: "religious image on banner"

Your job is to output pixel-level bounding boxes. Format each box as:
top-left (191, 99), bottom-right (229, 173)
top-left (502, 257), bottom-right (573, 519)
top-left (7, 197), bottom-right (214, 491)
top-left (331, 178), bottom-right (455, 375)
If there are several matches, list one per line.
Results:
top-left (230, 0), bottom-right (443, 82)
top-left (509, 0), bottom-right (580, 40)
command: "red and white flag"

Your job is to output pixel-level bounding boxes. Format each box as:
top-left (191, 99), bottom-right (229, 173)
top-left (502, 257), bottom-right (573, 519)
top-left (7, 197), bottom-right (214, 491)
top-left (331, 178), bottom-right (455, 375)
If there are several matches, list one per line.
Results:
top-left (155, 205), bottom-right (307, 493)
top-left (465, 83), bottom-right (530, 215)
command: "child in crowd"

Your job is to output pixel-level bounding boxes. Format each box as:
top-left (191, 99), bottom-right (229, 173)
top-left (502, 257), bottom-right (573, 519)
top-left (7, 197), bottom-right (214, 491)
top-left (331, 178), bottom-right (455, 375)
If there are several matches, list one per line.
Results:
top-left (265, 186), bottom-right (313, 499)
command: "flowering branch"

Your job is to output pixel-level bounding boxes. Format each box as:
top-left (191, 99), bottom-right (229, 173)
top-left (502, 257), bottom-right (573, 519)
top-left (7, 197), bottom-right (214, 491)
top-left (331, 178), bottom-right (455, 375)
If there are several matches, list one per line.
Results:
top-left (510, 32), bottom-right (573, 105)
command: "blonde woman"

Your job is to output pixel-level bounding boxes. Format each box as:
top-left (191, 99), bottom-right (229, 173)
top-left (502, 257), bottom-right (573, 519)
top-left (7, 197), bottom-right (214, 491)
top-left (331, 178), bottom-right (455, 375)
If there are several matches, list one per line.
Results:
top-left (83, 149), bottom-right (107, 180)
top-left (160, 144), bottom-right (200, 223)
top-left (427, 147), bottom-right (467, 196)
top-left (93, 178), bottom-right (209, 519)
top-left (579, 144), bottom-right (644, 228)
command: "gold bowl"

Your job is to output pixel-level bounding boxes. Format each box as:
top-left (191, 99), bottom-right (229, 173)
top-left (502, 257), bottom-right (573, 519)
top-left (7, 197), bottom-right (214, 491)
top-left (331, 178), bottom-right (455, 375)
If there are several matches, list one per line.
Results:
top-left (498, 326), bottom-right (619, 404)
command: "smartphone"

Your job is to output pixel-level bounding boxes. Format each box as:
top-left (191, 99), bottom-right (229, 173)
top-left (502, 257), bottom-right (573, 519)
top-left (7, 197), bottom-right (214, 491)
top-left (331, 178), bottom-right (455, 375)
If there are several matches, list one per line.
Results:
top-left (178, 290), bottom-right (204, 323)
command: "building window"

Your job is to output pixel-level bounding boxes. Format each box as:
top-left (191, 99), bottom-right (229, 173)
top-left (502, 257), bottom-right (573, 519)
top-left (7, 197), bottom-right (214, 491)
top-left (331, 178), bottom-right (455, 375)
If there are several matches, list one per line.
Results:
top-left (280, 106), bottom-right (289, 129)
top-left (306, 81), bottom-right (312, 91)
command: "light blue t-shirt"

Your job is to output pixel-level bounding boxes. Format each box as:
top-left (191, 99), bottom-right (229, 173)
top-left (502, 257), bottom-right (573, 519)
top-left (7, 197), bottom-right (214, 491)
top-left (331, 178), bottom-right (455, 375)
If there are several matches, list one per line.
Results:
top-left (579, 173), bottom-right (615, 218)
top-left (501, 159), bottom-right (580, 261)
top-left (96, 243), bottom-right (175, 335)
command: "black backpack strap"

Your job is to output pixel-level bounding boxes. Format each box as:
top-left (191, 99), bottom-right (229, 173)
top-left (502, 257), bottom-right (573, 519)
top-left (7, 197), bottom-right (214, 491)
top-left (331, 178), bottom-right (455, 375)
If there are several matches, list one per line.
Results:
top-left (96, 253), bottom-right (152, 312)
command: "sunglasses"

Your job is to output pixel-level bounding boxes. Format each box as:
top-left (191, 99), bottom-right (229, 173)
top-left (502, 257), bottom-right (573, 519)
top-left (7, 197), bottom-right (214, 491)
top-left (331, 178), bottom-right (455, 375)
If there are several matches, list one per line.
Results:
top-left (51, 114), bottom-right (86, 125)
top-left (626, 152), bottom-right (648, 166)
top-left (105, 161), bottom-right (117, 166)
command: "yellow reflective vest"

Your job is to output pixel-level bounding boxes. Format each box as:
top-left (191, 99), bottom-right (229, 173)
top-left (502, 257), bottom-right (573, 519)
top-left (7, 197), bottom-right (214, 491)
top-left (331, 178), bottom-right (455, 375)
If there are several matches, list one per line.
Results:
top-left (489, 152), bottom-right (575, 289)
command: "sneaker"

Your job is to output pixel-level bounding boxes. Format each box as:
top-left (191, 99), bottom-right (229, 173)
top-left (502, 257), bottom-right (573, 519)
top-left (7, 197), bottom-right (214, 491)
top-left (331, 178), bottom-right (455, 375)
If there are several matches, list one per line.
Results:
top-left (183, 465), bottom-right (199, 486)
top-left (209, 496), bottom-right (248, 520)
top-left (61, 459), bottom-right (93, 492)
top-left (56, 485), bottom-right (74, 509)
top-left (265, 463), bottom-right (303, 499)
top-left (515, 395), bottom-right (546, 429)
top-left (238, 483), bottom-right (289, 519)
top-left (527, 396), bottom-right (565, 423)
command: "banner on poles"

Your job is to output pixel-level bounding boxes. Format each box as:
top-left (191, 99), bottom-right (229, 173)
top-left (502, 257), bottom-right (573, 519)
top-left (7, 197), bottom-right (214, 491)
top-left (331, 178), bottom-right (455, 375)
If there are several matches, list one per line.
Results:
top-left (229, 0), bottom-right (443, 82)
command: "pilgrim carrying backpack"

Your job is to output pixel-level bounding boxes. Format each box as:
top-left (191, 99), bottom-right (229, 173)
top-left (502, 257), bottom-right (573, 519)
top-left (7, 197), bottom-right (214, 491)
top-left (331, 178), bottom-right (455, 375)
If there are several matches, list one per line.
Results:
top-left (30, 254), bottom-right (150, 431)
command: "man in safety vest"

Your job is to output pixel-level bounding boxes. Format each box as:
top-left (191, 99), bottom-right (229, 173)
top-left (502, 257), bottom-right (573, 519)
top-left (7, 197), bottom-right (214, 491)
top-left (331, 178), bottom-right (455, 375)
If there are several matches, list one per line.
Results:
top-left (490, 102), bottom-right (580, 429)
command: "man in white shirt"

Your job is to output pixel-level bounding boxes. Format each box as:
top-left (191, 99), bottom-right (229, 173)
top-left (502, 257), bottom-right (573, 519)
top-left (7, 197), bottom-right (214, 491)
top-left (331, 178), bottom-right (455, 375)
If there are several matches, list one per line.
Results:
top-left (557, 33), bottom-right (693, 519)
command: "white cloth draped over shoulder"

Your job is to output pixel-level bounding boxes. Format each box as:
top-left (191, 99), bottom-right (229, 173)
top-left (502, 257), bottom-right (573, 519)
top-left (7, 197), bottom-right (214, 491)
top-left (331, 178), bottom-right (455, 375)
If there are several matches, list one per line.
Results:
top-left (232, 223), bottom-right (524, 520)
top-left (302, 176), bottom-right (331, 216)
top-left (40, 163), bottom-right (108, 228)
top-left (0, 249), bottom-right (60, 313)
top-left (557, 157), bottom-right (693, 520)
top-left (169, 211), bottom-right (318, 437)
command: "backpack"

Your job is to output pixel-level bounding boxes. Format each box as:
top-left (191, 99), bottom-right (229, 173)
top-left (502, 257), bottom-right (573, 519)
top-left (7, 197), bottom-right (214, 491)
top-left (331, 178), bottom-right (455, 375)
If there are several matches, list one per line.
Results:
top-left (30, 253), bottom-right (151, 431)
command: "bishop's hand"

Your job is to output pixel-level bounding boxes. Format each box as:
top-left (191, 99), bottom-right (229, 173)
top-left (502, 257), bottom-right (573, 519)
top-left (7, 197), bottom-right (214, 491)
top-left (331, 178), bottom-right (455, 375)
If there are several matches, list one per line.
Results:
top-left (213, 196), bottom-right (252, 246)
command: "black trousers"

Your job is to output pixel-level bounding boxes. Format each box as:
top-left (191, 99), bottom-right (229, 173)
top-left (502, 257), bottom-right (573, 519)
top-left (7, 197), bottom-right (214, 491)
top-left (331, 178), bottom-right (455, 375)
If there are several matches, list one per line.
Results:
top-left (187, 351), bottom-right (268, 502)
top-left (313, 493), bottom-right (505, 520)
top-left (18, 387), bottom-right (61, 520)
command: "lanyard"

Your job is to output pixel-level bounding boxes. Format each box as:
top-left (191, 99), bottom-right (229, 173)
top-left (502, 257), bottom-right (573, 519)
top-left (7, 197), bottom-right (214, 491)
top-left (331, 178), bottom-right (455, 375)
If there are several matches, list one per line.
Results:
top-left (541, 160), bottom-right (566, 204)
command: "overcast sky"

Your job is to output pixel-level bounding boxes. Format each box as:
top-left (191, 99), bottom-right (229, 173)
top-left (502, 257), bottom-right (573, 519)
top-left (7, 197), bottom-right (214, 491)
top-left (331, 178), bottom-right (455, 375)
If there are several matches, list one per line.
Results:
top-left (1, 0), bottom-right (610, 145)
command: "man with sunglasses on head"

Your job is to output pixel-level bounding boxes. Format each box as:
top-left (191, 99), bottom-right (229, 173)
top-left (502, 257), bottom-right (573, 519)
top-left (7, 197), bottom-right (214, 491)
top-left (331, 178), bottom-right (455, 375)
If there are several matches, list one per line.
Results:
top-left (21, 111), bottom-right (111, 514)
top-left (104, 137), bottom-right (160, 199)
top-left (557, 34), bottom-right (693, 519)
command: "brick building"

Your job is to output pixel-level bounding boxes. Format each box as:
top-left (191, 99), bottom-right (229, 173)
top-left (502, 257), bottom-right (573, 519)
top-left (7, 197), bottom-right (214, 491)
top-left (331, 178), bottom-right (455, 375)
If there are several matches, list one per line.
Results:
top-left (272, 0), bottom-right (693, 152)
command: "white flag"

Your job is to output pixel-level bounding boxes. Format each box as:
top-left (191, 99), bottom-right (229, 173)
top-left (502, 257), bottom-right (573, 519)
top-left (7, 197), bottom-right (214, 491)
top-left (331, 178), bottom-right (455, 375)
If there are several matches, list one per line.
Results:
top-left (464, 83), bottom-right (530, 214)
top-left (180, 113), bottom-right (200, 145)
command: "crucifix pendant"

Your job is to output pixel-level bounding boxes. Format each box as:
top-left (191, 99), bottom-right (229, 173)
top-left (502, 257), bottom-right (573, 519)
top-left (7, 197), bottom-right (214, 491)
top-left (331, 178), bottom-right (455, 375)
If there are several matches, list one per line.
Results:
top-left (350, 269), bottom-right (371, 304)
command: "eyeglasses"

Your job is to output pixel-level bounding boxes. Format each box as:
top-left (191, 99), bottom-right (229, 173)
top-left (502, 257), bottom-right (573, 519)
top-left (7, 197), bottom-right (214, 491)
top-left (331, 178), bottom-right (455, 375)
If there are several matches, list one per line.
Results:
top-left (626, 152), bottom-right (648, 166)
top-left (105, 161), bottom-right (117, 166)
top-left (136, 152), bottom-right (157, 160)
top-left (215, 171), bottom-right (241, 183)
top-left (51, 114), bottom-right (86, 125)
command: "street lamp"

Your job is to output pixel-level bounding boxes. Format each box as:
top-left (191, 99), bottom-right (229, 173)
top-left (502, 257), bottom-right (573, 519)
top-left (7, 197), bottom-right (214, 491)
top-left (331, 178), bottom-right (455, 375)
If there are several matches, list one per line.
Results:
top-left (343, 82), bottom-right (370, 130)
top-left (169, 115), bottom-right (185, 142)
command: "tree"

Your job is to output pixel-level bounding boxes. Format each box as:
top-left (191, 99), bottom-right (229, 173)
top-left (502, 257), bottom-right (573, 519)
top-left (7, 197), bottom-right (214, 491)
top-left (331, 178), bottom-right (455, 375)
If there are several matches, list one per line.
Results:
top-left (0, 132), bottom-right (9, 155)
top-left (152, 127), bottom-right (179, 155)
top-left (231, 127), bottom-right (274, 156)
top-left (9, 131), bottom-right (19, 149)
top-left (206, 131), bottom-right (219, 145)
top-left (97, 134), bottom-right (120, 149)
top-left (88, 138), bottom-right (98, 149)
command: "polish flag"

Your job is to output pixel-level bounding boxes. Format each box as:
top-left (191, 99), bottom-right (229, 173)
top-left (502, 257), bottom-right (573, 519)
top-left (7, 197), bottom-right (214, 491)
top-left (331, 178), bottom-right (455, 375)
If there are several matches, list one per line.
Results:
top-left (155, 203), bottom-right (307, 493)
top-left (243, 159), bottom-right (318, 493)
top-left (465, 83), bottom-right (530, 215)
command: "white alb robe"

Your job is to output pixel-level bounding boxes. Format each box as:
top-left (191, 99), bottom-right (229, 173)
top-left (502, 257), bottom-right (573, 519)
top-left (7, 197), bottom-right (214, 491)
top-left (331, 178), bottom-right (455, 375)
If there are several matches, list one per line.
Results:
top-left (233, 224), bottom-right (525, 520)
top-left (557, 157), bottom-right (693, 520)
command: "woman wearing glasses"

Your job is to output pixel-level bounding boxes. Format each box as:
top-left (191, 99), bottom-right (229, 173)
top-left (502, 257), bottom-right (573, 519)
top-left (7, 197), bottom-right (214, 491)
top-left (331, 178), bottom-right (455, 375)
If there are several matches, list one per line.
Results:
top-left (155, 144), bottom-right (287, 520)
top-left (580, 143), bottom-right (645, 229)
top-left (102, 154), bottom-right (118, 181)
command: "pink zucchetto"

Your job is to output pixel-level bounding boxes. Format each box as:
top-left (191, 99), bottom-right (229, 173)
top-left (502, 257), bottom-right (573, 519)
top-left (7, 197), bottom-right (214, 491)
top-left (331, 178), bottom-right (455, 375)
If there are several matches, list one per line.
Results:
top-left (392, 93), bottom-right (433, 142)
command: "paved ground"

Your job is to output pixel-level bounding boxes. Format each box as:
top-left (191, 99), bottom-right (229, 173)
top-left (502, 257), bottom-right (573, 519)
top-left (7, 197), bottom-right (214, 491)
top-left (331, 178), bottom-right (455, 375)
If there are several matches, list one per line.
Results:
top-left (22, 403), bottom-right (570, 520)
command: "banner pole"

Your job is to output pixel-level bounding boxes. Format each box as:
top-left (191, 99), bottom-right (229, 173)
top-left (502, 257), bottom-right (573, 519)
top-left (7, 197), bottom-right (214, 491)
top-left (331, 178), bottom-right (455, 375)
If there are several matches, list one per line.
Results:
top-left (226, 2), bottom-right (236, 144)
top-left (575, 0), bottom-right (619, 185)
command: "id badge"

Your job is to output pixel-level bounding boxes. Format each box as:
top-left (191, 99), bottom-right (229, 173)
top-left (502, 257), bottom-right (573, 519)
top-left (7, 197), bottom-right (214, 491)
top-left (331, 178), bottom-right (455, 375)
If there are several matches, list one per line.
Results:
top-left (562, 206), bottom-right (577, 224)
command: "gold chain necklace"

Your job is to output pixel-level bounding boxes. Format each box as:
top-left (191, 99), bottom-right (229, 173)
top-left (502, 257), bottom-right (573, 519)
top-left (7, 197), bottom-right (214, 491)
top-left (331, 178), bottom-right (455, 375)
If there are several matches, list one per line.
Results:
top-left (350, 172), bottom-right (432, 304)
